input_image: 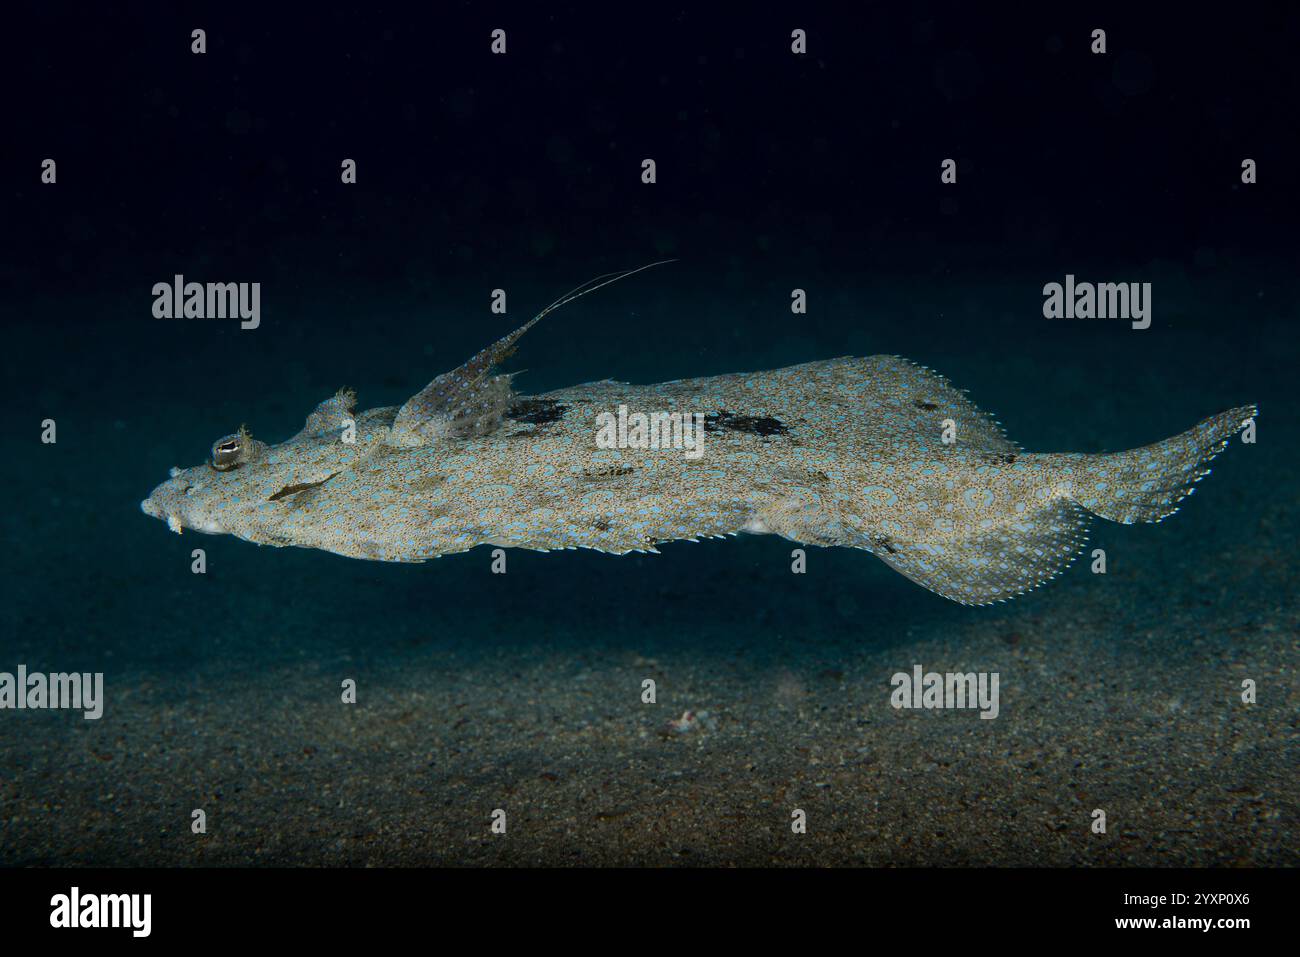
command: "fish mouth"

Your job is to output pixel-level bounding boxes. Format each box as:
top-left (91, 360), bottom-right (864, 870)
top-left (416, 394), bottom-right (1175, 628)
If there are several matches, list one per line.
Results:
top-left (141, 475), bottom-right (197, 534)
top-left (140, 492), bottom-right (185, 534)
top-left (142, 475), bottom-right (231, 536)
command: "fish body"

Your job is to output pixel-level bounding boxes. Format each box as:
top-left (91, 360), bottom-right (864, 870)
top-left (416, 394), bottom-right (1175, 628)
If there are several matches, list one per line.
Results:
top-left (142, 272), bottom-right (1254, 605)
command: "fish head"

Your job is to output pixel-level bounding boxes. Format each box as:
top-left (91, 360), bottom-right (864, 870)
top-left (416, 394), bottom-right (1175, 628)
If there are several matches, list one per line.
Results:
top-left (140, 389), bottom-right (385, 542)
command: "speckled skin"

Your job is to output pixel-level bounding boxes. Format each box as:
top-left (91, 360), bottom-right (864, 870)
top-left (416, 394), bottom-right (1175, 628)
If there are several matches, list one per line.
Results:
top-left (142, 308), bottom-right (1254, 605)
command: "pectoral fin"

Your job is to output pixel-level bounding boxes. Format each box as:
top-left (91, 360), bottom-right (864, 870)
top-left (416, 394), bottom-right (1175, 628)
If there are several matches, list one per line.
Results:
top-left (388, 261), bottom-right (673, 448)
top-left (389, 318), bottom-right (537, 447)
top-left (294, 388), bottom-right (357, 439)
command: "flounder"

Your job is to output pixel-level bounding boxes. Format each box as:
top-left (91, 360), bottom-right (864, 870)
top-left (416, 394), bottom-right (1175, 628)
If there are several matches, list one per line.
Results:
top-left (142, 266), bottom-right (1255, 605)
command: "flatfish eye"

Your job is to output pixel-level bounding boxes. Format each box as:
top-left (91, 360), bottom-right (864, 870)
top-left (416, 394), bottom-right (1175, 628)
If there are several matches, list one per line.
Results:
top-left (211, 433), bottom-right (244, 471)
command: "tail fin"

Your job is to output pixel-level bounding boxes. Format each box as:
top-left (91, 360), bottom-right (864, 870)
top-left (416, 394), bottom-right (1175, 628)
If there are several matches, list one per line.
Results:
top-left (1065, 405), bottom-right (1256, 525)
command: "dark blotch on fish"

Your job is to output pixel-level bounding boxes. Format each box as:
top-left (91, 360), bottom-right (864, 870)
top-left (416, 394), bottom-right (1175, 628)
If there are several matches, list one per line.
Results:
top-left (704, 409), bottom-right (790, 437)
top-left (871, 533), bottom-right (899, 555)
top-left (584, 465), bottom-right (635, 481)
top-left (506, 399), bottom-right (569, 425)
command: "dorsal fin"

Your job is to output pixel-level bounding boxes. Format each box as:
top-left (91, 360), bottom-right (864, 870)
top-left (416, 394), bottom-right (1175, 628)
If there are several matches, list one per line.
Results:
top-left (388, 261), bottom-right (673, 447)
